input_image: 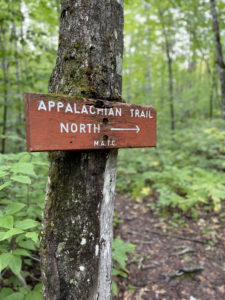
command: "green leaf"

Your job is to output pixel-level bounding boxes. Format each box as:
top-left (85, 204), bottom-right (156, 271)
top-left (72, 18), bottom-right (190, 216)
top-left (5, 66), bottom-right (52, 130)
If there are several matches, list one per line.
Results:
top-left (0, 200), bottom-right (11, 204)
top-left (0, 166), bottom-right (9, 171)
top-left (0, 181), bottom-right (11, 191)
top-left (5, 292), bottom-right (24, 300)
top-left (5, 203), bottom-right (26, 215)
top-left (25, 291), bottom-right (42, 300)
top-left (18, 288), bottom-right (28, 296)
top-left (0, 170), bottom-right (8, 178)
top-left (0, 288), bottom-right (14, 299)
top-left (34, 283), bottom-right (42, 293)
top-left (18, 240), bottom-right (36, 250)
top-left (11, 162), bottom-right (36, 176)
top-left (11, 175), bottom-right (31, 184)
top-left (113, 238), bottom-right (135, 269)
top-left (8, 255), bottom-right (22, 275)
top-left (112, 267), bottom-right (127, 278)
top-left (25, 232), bottom-right (39, 244)
top-left (13, 249), bottom-right (31, 257)
top-left (112, 281), bottom-right (118, 296)
top-left (0, 253), bottom-right (12, 272)
top-left (0, 228), bottom-right (24, 241)
top-left (15, 219), bottom-right (40, 230)
top-left (0, 216), bottom-right (14, 229)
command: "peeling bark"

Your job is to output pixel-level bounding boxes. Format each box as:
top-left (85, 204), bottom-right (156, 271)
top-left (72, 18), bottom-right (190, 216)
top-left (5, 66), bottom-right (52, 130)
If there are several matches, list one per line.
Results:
top-left (40, 1), bottom-right (124, 299)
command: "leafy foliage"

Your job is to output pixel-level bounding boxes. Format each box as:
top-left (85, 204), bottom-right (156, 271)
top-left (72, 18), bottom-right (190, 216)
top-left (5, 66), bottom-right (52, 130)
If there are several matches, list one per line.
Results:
top-left (0, 152), bottom-right (48, 299)
top-left (112, 238), bottom-right (136, 295)
top-left (117, 120), bottom-right (225, 215)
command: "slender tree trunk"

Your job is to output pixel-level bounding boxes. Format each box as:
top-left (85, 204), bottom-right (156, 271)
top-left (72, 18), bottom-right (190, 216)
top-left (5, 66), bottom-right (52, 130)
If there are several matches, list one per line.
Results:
top-left (145, 3), bottom-right (152, 101)
top-left (167, 49), bottom-right (175, 131)
top-left (0, 28), bottom-right (9, 154)
top-left (126, 78), bottom-right (132, 103)
top-left (146, 55), bottom-right (152, 99)
top-left (209, 62), bottom-right (218, 119)
top-left (210, 0), bottom-right (225, 119)
top-left (40, 1), bottom-right (124, 300)
top-left (209, 92), bottom-right (213, 119)
top-left (163, 28), bottom-right (175, 131)
top-left (12, 21), bottom-right (23, 143)
top-left (160, 54), bottom-right (165, 108)
top-left (157, 6), bottom-right (175, 131)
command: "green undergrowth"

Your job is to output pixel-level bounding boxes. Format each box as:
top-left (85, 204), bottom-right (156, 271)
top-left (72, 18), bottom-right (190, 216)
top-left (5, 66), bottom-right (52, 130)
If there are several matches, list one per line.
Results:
top-left (0, 152), bottom-right (48, 299)
top-left (1, 119), bottom-right (224, 297)
top-left (117, 119), bottom-right (225, 216)
top-left (0, 152), bottom-right (135, 298)
top-left (112, 238), bottom-right (136, 296)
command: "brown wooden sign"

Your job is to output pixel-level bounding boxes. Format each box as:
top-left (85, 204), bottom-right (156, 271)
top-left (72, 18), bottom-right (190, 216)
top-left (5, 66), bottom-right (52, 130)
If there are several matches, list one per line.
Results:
top-left (25, 93), bottom-right (156, 151)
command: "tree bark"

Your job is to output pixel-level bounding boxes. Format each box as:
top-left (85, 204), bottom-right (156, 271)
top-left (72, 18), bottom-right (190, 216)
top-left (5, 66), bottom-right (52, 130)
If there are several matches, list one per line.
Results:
top-left (146, 55), bottom-right (152, 99)
top-left (157, 7), bottom-right (175, 131)
top-left (210, 0), bottom-right (225, 119)
top-left (0, 27), bottom-right (9, 154)
top-left (40, 1), bottom-right (124, 299)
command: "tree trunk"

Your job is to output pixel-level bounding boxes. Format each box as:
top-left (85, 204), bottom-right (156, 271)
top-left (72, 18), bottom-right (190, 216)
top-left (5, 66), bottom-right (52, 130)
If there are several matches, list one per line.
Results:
top-left (157, 6), bottom-right (175, 131)
top-left (13, 21), bottom-right (24, 145)
top-left (210, 0), bottom-right (225, 119)
top-left (167, 49), bottom-right (175, 131)
top-left (40, 1), bottom-right (124, 299)
top-left (160, 52), bottom-right (166, 108)
top-left (0, 28), bottom-right (9, 154)
top-left (144, 2), bottom-right (152, 101)
top-left (146, 55), bottom-right (152, 99)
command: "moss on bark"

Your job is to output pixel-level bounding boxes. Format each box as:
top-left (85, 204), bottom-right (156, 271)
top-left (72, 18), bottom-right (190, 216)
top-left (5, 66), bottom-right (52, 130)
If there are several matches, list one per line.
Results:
top-left (40, 1), bottom-right (124, 299)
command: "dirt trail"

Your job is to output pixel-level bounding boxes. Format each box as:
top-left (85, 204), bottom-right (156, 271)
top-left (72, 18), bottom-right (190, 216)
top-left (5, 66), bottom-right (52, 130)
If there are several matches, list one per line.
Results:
top-left (113, 194), bottom-right (225, 300)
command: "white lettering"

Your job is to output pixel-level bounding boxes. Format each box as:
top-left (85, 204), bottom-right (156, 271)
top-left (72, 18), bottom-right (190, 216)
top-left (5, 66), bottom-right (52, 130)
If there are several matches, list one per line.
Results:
top-left (97, 108), bottom-right (104, 115)
top-left (108, 108), bottom-right (114, 116)
top-left (90, 106), bottom-right (96, 114)
top-left (71, 123), bottom-right (78, 133)
top-left (93, 138), bottom-right (116, 147)
top-left (80, 123), bottom-right (86, 133)
top-left (48, 101), bottom-right (55, 111)
top-left (57, 102), bottom-right (64, 112)
top-left (81, 104), bottom-right (88, 114)
top-left (86, 124), bottom-right (92, 133)
top-left (130, 109), bottom-right (134, 117)
top-left (140, 110), bottom-right (146, 118)
top-left (74, 104), bottom-right (80, 114)
top-left (94, 124), bottom-right (100, 133)
top-left (149, 111), bottom-right (153, 118)
top-left (65, 103), bottom-right (73, 113)
top-left (130, 108), bottom-right (153, 119)
top-left (38, 100), bottom-right (47, 111)
top-left (60, 123), bottom-right (100, 134)
top-left (116, 108), bottom-right (122, 117)
top-left (135, 109), bottom-right (140, 118)
top-left (60, 122), bottom-right (69, 133)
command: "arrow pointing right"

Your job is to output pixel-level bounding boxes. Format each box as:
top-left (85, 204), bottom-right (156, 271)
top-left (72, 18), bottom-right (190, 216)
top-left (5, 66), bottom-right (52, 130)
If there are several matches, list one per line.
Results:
top-left (110, 125), bottom-right (140, 133)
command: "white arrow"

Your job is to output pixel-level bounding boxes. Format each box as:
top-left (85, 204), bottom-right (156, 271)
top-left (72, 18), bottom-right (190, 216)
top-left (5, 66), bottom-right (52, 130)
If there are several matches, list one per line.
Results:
top-left (110, 125), bottom-right (140, 133)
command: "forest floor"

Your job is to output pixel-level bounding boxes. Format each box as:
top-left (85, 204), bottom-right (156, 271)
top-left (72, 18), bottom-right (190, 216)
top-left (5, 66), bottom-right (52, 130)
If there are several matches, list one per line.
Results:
top-left (113, 193), bottom-right (225, 300)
